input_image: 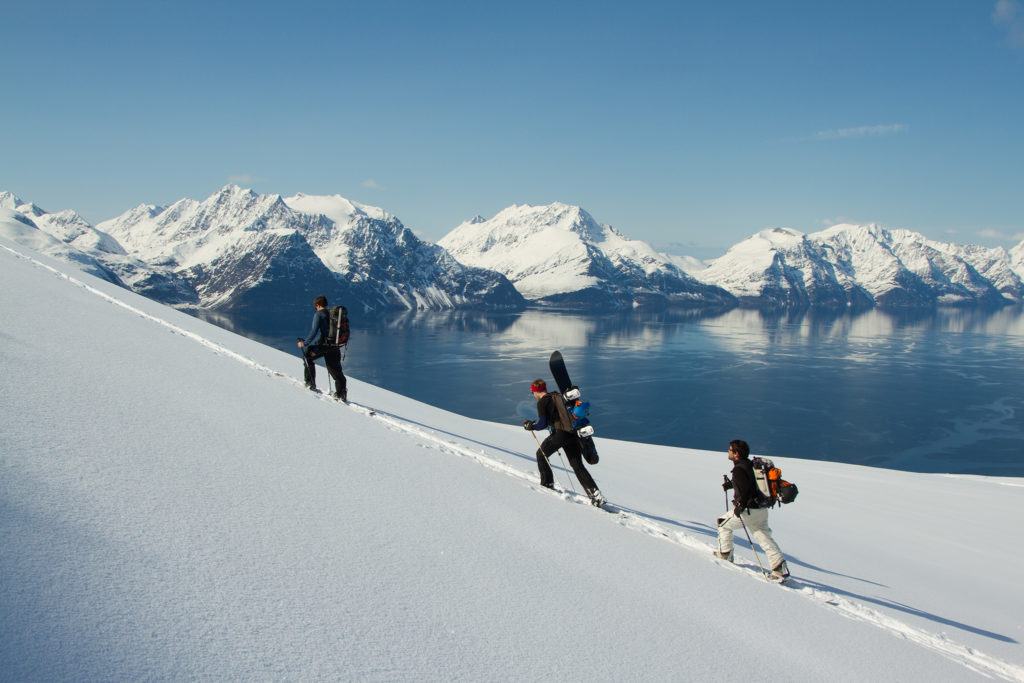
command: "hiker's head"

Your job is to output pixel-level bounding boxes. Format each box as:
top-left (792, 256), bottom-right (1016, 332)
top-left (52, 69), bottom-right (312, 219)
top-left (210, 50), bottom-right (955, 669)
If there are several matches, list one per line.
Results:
top-left (530, 379), bottom-right (547, 396)
top-left (728, 439), bottom-right (750, 460)
top-left (313, 295), bottom-right (328, 309)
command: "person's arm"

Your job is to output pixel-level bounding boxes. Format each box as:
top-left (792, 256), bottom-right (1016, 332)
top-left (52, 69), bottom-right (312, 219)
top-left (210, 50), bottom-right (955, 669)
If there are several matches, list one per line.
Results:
top-left (525, 395), bottom-right (550, 430)
top-left (301, 311), bottom-right (322, 347)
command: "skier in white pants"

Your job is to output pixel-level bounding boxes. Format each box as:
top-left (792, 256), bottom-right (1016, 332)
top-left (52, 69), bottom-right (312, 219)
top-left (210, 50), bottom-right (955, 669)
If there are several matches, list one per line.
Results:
top-left (714, 439), bottom-right (790, 580)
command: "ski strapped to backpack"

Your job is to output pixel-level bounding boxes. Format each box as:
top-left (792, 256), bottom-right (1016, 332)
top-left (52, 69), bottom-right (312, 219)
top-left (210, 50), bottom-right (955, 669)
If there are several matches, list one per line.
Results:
top-left (328, 305), bottom-right (350, 346)
top-left (751, 456), bottom-right (799, 507)
top-left (563, 388), bottom-right (594, 438)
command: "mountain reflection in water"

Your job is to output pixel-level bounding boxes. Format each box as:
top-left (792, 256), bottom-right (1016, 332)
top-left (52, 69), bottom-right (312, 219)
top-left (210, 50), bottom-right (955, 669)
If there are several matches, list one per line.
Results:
top-left (195, 305), bottom-right (1024, 476)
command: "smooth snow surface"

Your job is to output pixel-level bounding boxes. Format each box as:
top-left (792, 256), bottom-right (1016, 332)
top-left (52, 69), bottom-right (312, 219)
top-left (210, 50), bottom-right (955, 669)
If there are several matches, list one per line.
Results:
top-left (2, 237), bottom-right (1023, 681)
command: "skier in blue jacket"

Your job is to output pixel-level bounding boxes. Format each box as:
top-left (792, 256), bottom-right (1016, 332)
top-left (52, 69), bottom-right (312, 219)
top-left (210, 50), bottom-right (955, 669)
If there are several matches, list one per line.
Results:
top-left (297, 295), bottom-right (347, 401)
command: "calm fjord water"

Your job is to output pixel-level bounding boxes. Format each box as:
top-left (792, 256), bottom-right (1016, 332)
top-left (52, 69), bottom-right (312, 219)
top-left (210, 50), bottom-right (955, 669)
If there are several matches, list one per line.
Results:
top-left (199, 306), bottom-right (1024, 476)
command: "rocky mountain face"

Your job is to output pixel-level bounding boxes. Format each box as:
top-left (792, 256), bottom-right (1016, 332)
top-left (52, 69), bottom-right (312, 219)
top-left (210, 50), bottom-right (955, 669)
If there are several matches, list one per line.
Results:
top-left (696, 224), bottom-right (1024, 310)
top-left (4, 187), bottom-right (524, 312)
top-left (438, 203), bottom-right (736, 310)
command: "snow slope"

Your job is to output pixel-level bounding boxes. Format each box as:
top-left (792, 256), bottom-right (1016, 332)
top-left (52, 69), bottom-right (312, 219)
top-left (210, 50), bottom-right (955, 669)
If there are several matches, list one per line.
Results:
top-left (2, 237), bottom-right (1023, 681)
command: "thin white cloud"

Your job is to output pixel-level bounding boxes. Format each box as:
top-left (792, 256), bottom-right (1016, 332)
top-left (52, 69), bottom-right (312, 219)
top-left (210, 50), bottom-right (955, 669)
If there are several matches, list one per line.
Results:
top-left (979, 227), bottom-right (1024, 241)
top-left (812, 124), bottom-right (909, 141)
top-left (993, 0), bottom-right (1024, 46)
top-left (361, 179), bottom-right (384, 190)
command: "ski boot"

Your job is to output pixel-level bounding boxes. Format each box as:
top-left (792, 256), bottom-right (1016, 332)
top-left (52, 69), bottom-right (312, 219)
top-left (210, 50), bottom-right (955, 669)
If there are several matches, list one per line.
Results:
top-left (770, 560), bottom-right (790, 581)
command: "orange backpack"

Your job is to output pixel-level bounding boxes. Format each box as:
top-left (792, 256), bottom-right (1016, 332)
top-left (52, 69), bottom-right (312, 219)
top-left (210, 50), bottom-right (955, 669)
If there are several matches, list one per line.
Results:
top-left (751, 457), bottom-right (799, 507)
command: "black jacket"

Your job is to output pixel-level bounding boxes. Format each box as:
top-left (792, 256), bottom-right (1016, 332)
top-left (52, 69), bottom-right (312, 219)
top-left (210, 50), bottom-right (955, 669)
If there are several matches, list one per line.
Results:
top-left (731, 457), bottom-right (760, 514)
top-left (534, 393), bottom-right (571, 432)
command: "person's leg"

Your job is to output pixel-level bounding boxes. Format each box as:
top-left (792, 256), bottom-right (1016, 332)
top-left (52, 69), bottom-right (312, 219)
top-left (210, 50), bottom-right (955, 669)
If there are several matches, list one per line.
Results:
top-left (716, 512), bottom-right (742, 560)
top-left (563, 443), bottom-right (597, 493)
top-left (535, 448), bottom-right (554, 488)
top-left (324, 347), bottom-right (346, 399)
top-left (302, 348), bottom-right (319, 389)
top-left (746, 508), bottom-right (786, 571)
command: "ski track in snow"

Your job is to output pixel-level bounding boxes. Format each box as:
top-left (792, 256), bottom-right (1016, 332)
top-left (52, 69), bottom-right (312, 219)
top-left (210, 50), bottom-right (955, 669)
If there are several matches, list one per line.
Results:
top-left (6, 242), bottom-right (1023, 682)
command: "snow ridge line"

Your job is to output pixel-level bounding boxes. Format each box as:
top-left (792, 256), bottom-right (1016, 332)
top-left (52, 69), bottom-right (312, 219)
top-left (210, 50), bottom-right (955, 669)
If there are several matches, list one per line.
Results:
top-left (8, 243), bottom-right (1022, 681)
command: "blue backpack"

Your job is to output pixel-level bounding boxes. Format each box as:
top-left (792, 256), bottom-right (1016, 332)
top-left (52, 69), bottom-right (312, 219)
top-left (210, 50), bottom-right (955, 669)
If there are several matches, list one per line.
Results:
top-left (568, 399), bottom-right (590, 430)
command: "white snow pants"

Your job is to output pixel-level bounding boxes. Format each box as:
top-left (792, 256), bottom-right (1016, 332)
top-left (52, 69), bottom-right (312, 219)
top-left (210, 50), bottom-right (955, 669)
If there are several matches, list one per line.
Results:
top-left (717, 507), bottom-right (785, 570)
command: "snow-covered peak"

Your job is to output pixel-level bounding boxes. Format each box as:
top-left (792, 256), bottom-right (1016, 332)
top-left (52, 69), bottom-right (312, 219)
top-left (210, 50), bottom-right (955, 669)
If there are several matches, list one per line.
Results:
top-left (0, 191), bottom-right (23, 210)
top-left (17, 201), bottom-right (48, 218)
top-left (97, 185), bottom-right (296, 267)
top-left (721, 227), bottom-right (807, 258)
top-left (440, 204), bottom-right (598, 293)
top-left (284, 192), bottom-right (392, 227)
top-left (460, 202), bottom-right (605, 244)
top-left (817, 222), bottom-right (890, 240)
top-left (1011, 239), bottom-right (1024, 272)
top-left (697, 228), bottom-right (832, 306)
top-left (440, 202), bottom-right (733, 308)
top-left (0, 206), bottom-right (38, 230)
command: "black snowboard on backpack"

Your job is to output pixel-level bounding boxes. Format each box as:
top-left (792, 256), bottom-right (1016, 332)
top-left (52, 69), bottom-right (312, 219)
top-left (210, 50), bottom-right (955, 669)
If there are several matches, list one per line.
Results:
top-left (549, 350), bottom-right (599, 465)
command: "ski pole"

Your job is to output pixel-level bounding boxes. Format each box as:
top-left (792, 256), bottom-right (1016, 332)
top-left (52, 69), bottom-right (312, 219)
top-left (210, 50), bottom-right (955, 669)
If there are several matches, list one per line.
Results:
top-left (737, 512), bottom-right (770, 581)
top-left (554, 449), bottom-right (576, 494)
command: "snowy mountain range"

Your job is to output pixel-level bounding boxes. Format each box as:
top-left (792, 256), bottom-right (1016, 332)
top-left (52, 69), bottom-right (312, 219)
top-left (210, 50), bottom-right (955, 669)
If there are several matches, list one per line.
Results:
top-left (1, 187), bottom-right (524, 312)
top-left (697, 224), bottom-right (1024, 310)
top-left (3, 187), bottom-right (1023, 312)
top-left (438, 202), bottom-right (736, 309)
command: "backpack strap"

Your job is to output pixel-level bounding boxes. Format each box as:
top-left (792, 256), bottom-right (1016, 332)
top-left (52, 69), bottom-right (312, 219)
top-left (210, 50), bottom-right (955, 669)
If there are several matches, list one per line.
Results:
top-left (550, 392), bottom-right (574, 433)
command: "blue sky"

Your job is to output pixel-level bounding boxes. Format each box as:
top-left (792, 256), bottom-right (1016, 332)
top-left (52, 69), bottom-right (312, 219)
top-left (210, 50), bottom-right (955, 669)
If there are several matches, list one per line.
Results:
top-left (2, 1), bottom-right (1023, 256)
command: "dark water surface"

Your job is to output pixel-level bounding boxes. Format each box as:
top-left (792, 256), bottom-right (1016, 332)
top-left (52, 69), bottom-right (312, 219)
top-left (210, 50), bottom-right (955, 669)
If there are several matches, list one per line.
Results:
top-left (196, 305), bottom-right (1024, 476)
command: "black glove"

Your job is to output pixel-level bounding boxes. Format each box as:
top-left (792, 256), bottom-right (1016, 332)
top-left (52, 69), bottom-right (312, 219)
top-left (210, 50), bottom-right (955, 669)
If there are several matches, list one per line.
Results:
top-left (523, 419), bottom-right (536, 431)
top-left (722, 477), bottom-right (733, 492)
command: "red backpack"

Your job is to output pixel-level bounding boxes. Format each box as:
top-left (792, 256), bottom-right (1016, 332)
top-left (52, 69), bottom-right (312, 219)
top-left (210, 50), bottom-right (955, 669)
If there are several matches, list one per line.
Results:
top-left (328, 305), bottom-right (349, 346)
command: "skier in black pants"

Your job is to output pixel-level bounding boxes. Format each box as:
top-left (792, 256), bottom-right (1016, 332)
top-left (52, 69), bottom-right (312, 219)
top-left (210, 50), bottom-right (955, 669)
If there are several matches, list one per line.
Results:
top-left (524, 379), bottom-right (605, 506)
top-left (297, 295), bottom-right (347, 401)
